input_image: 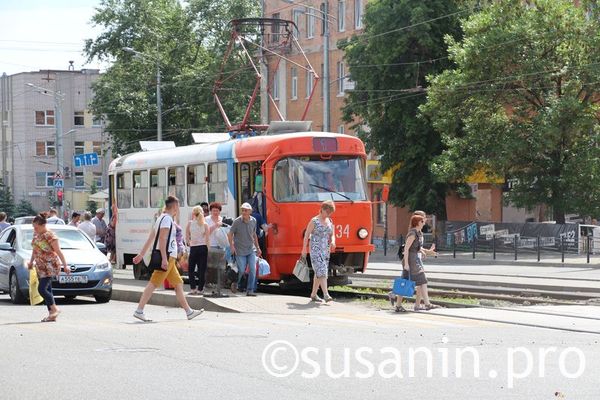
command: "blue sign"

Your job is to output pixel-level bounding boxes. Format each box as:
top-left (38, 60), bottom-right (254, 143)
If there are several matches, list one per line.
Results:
top-left (54, 179), bottom-right (64, 189)
top-left (74, 152), bottom-right (99, 167)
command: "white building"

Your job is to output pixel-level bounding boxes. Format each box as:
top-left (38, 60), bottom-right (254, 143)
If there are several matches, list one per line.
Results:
top-left (0, 68), bottom-right (109, 216)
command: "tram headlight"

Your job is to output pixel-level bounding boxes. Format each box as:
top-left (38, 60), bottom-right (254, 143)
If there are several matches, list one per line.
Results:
top-left (357, 228), bottom-right (369, 239)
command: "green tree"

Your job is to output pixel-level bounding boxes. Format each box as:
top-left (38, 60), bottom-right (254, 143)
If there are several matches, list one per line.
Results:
top-left (0, 187), bottom-right (15, 217)
top-left (14, 199), bottom-right (37, 218)
top-left (87, 183), bottom-right (99, 215)
top-left (84, 0), bottom-right (260, 154)
top-left (339, 0), bottom-right (464, 218)
top-left (423, 0), bottom-right (600, 223)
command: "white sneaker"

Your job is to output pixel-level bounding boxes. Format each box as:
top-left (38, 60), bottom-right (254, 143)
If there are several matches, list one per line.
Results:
top-left (187, 309), bottom-right (204, 320)
top-left (133, 311), bottom-right (151, 322)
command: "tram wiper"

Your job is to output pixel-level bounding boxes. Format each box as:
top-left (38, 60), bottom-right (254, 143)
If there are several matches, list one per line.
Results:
top-left (309, 184), bottom-right (354, 203)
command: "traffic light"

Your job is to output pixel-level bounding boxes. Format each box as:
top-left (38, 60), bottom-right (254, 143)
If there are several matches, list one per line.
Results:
top-left (57, 190), bottom-right (63, 206)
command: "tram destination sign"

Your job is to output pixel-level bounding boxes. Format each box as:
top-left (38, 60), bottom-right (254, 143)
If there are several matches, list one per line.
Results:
top-left (74, 152), bottom-right (99, 167)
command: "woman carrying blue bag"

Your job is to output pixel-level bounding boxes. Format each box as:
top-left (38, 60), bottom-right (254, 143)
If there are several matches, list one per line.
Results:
top-left (391, 214), bottom-right (438, 312)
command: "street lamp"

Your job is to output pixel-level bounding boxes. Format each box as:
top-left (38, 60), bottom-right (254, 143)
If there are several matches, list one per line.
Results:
top-left (122, 47), bottom-right (162, 141)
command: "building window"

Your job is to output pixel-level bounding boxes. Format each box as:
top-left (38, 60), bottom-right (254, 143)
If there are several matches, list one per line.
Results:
top-left (337, 61), bottom-right (345, 95)
top-left (92, 115), bottom-right (103, 127)
top-left (74, 172), bottom-right (85, 188)
top-left (338, 125), bottom-right (345, 134)
top-left (354, 0), bottom-right (363, 29)
top-left (306, 7), bottom-right (315, 38)
top-left (93, 172), bottom-right (103, 188)
top-left (376, 192), bottom-right (385, 225)
top-left (293, 10), bottom-right (301, 38)
top-left (74, 141), bottom-right (85, 155)
top-left (272, 68), bottom-right (280, 100)
top-left (338, 1), bottom-right (346, 32)
top-left (291, 67), bottom-right (298, 100)
top-left (187, 164), bottom-right (206, 206)
top-left (306, 69), bottom-right (314, 99)
top-left (208, 162), bottom-right (228, 204)
top-left (320, 3), bottom-right (326, 35)
top-left (35, 172), bottom-right (54, 187)
top-left (320, 63), bottom-right (324, 99)
top-left (35, 141), bottom-right (55, 156)
top-left (271, 13), bottom-right (280, 44)
top-left (74, 111), bottom-right (84, 126)
top-left (35, 110), bottom-right (54, 126)
top-left (92, 141), bottom-right (102, 156)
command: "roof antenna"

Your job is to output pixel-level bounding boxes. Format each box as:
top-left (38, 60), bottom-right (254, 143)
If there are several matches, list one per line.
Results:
top-left (68, 61), bottom-right (75, 71)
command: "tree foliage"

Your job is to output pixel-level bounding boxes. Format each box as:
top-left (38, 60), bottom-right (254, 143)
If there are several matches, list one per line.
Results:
top-left (84, 0), bottom-right (261, 154)
top-left (423, 0), bottom-right (600, 223)
top-left (339, 0), bottom-right (464, 217)
top-left (14, 199), bottom-right (36, 218)
top-left (0, 187), bottom-right (15, 217)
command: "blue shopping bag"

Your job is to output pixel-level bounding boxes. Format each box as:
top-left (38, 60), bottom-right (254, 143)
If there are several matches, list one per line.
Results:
top-left (257, 257), bottom-right (271, 277)
top-left (392, 277), bottom-right (415, 297)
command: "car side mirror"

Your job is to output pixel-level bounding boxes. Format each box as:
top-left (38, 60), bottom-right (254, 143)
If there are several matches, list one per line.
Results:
top-left (96, 242), bottom-right (106, 251)
top-left (0, 243), bottom-right (14, 252)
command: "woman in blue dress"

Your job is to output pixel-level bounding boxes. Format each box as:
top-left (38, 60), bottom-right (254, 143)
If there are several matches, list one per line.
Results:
top-left (301, 200), bottom-right (336, 302)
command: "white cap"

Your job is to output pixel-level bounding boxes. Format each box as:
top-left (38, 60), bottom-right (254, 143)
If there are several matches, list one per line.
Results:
top-left (96, 208), bottom-right (105, 214)
top-left (240, 202), bottom-right (252, 210)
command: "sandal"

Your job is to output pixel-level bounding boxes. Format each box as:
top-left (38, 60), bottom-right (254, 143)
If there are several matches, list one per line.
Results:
top-left (394, 305), bottom-right (407, 313)
top-left (311, 295), bottom-right (323, 302)
top-left (424, 304), bottom-right (440, 310)
top-left (324, 295), bottom-right (334, 303)
top-left (41, 316), bottom-right (56, 322)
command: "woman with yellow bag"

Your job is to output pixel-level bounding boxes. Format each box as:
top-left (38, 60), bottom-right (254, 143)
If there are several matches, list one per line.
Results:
top-left (27, 213), bottom-right (69, 322)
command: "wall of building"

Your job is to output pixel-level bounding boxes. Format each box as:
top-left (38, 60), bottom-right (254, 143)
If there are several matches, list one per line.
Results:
top-left (0, 69), bottom-right (109, 217)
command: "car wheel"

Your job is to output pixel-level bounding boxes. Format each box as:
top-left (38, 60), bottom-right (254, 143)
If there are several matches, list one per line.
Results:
top-left (133, 260), bottom-right (149, 280)
top-left (94, 290), bottom-right (111, 303)
top-left (9, 270), bottom-right (27, 305)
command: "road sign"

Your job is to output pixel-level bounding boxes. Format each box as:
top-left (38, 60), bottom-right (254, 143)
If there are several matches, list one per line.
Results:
top-left (54, 179), bottom-right (64, 189)
top-left (73, 152), bottom-right (99, 167)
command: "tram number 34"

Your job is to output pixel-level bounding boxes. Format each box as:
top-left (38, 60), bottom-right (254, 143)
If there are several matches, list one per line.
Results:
top-left (335, 224), bottom-right (350, 239)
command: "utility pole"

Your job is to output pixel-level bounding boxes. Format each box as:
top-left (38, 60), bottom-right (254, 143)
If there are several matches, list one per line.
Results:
top-left (1, 73), bottom-right (7, 187)
top-left (323, 0), bottom-right (330, 132)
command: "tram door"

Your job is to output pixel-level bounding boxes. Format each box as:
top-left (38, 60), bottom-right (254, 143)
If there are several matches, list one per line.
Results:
top-left (236, 163), bottom-right (256, 209)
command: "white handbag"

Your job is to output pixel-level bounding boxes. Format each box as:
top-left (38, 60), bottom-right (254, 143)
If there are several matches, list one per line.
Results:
top-left (293, 257), bottom-right (310, 282)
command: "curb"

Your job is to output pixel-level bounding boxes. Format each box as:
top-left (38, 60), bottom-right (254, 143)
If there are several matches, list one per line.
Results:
top-left (111, 286), bottom-right (239, 313)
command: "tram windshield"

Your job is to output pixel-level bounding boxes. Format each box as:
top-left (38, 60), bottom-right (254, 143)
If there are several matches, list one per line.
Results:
top-left (273, 156), bottom-right (367, 202)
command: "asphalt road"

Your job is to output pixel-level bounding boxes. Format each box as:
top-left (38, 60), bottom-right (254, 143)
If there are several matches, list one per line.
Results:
top-left (1, 295), bottom-right (599, 399)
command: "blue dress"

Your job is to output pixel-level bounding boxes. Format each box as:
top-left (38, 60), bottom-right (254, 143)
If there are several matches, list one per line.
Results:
top-left (309, 217), bottom-right (333, 278)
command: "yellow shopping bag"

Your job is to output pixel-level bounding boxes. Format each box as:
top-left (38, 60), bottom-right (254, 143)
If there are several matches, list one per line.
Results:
top-left (29, 269), bottom-right (44, 306)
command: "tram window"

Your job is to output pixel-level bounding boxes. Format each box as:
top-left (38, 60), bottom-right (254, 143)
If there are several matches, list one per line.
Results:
top-left (117, 172), bottom-right (132, 209)
top-left (168, 166), bottom-right (185, 204)
top-left (133, 170), bottom-right (149, 208)
top-left (187, 164), bottom-right (207, 206)
top-left (273, 156), bottom-right (367, 202)
top-left (208, 162), bottom-right (228, 204)
top-left (150, 169), bottom-right (167, 208)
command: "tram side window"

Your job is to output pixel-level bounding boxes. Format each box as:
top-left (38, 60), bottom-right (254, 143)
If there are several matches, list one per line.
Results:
top-left (150, 169), bottom-right (167, 208)
top-left (117, 172), bottom-right (132, 209)
top-left (208, 162), bottom-right (228, 204)
top-left (168, 166), bottom-right (185, 203)
top-left (133, 170), bottom-right (149, 208)
top-left (187, 164), bottom-right (206, 206)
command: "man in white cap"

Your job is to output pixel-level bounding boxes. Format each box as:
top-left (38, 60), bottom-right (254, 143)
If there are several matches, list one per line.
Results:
top-left (228, 202), bottom-right (262, 296)
top-left (91, 208), bottom-right (108, 243)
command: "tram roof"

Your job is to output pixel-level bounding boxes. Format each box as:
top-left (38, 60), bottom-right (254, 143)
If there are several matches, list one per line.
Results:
top-left (108, 131), bottom-right (364, 172)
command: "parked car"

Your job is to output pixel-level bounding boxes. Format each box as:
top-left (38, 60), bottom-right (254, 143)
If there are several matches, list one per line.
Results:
top-left (13, 216), bottom-right (35, 225)
top-left (0, 224), bottom-right (112, 304)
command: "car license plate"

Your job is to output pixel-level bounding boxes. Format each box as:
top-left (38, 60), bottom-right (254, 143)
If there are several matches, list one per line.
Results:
top-left (59, 275), bottom-right (88, 284)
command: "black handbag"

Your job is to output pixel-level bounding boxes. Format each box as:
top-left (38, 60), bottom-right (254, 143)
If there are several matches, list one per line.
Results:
top-left (148, 216), bottom-right (173, 272)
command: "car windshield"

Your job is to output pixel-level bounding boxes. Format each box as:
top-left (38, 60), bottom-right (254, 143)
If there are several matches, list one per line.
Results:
top-left (21, 229), bottom-right (95, 251)
top-left (273, 156), bottom-right (368, 202)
